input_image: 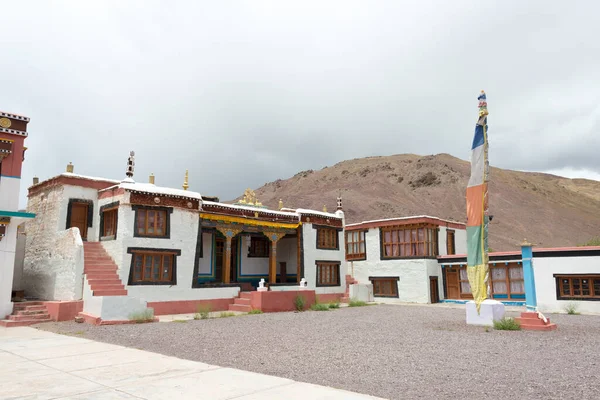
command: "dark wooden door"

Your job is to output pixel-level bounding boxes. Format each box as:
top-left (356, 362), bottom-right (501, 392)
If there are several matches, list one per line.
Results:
top-left (430, 277), bottom-right (439, 303)
top-left (445, 267), bottom-right (460, 299)
top-left (279, 262), bottom-right (287, 283)
top-left (70, 203), bottom-right (88, 240)
top-left (230, 237), bottom-right (238, 283)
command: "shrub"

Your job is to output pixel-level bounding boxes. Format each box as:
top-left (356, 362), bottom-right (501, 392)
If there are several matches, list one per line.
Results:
top-left (493, 317), bottom-right (521, 331)
top-left (328, 302), bottom-right (340, 309)
top-left (219, 312), bottom-right (235, 318)
top-left (294, 295), bottom-right (306, 311)
top-left (172, 319), bottom-right (187, 323)
top-left (194, 304), bottom-right (211, 320)
top-left (248, 309), bottom-right (263, 315)
top-left (348, 299), bottom-right (368, 307)
top-left (579, 237), bottom-right (600, 247)
top-left (310, 303), bottom-right (330, 311)
top-left (564, 302), bottom-right (580, 315)
top-left (128, 309), bottom-right (154, 323)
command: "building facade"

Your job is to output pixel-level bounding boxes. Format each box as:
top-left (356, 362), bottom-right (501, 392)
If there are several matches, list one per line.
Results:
top-left (0, 111), bottom-right (35, 319)
top-left (344, 216), bottom-right (467, 303)
top-left (18, 163), bottom-right (346, 323)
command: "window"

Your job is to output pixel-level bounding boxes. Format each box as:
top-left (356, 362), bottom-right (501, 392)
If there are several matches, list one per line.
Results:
top-left (381, 225), bottom-right (438, 258)
top-left (556, 275), bottom-right (600, 300)
top-left (459, 267), bottom-right (471, 295)
top-left (248, 236), bottom-right (269, 257)
top-left (134, 207), bottom-right (170, 238)
top-left (370, 277), bottom-right (399, 297)
top-left (317, 227), bottom-right (338, 250)
top-left (490, 264), bottom-right (525, 299)
top-left (129, 250), bottom-right (178, 285)
top-left (101, 208), bottom-right (117, 238)
top-left (316, 262), bottom-right (340, 286)
top-left (346, 231), bottom-right (366, 260)
top-left (446, 230), bottom-right (455, 255)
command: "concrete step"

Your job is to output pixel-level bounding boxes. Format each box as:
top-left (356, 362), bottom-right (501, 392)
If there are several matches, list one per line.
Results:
top-left (228, 304), bottom-right (252, 313)
top-left (85, 261), bottom-right (117, 266)
top-left (89, 284), bottom-right (125, 291)
top-left (240, 292), bottom-right (252, 300)
top-left (92, 289), bottom-right (128, 296)
top-left (85, 266), bottom-right (118, 272)
top-left (13, 304), bottom-right (45, 311)
top-left (8, 313), bottom-right (50, 321)
top-left (87, 279), bottom-right (122, 285)
top-left (234, 298), bottom-right (251, 306)
top-left (0, 318), bottom-right (52, 327)
top-left (16, 310), bottom-right (47, 316)
top-left (86, 274), bottom-right (120, 280)
top-left (341, 296), bottom-right (350, 303)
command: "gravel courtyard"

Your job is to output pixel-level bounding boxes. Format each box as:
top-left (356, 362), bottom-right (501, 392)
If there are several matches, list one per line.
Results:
top-left (36, 304), bottom-right (600, 400)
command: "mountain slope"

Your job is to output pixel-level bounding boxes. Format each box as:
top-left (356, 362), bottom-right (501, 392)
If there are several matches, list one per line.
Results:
top-left (236, 154), bottom-right (600, 251)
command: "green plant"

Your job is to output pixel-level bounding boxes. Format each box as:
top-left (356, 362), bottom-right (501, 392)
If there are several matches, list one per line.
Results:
top-left (564, 302), bottom-right (580, 315)
top-left (219, 312), bottom-right (235, 318)
top-left (328, 302), bottom-right (340, 309)
top-left (294, 295), bottom-right (306, 311)
top-left (172, 319), bottom-right (187, 323)
top-left (128, 309), bottom-right (154, 323)
top-left (579, 237), bottom-right (600, 247)
top-left (348, 299), bottom-right (368, 307)
top-left (484, 327), bottom-right (490, 333)
top-left (493, 317), bottom-right (521, 331)
top-left (194, 304), bottom-right (211, 320)
top-left (310, 303), bottom-right (330, 311)
top-left (247, 309), bottom-right (263, 315)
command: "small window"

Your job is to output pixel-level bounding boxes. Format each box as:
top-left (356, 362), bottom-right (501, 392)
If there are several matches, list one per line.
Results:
top-left (446, 230), bottom-right (455, 255)
top-left (135, 207), bottom-right (169, 238)
top-left (370, 277), bottom-right (399, 298)
top-left (316, 262), bottom-right (340, 286)
top-left (248, 236), bottom-right (269, 258)
top-left (346, 230), bottom-right (366, 260)
top-left (556, 275), bottom-right (600, 300)
top-left (317, 227), bottom-right (338, 250)
top-left (130, 251), bottom-right (176, 284)
top-left (102, 208), bottom-right (117, 238)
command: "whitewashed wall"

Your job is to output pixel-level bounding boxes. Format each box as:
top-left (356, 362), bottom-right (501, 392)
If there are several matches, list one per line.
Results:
top-left (21, 228), bottom-right (84, 301)
top-left (0, 223), bottom-right (18, 318)
top-left (12, 223), bottom-right (26, 291)
top-left (0, 176), bottom-right (20, 211)
top-left (534, 255), bottom-right (600, 314)
top-left (238, 235), bottom-right (270, 276)
top-left (196, 231), bottom-right (214, 275)
top-left (59, 185), bottom-right (101, 241)
top-left (437, 226), bottom-right (467, 256)
top-left (301, 222), bottom-right (346, 294)
top-left (350, 228), bottom-right (439, 303)
top-left (99, 196), bottom-right (240, 302)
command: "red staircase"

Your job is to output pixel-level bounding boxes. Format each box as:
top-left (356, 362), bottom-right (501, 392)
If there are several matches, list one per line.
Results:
top-left (0, 302), bottom-right (52, 327)
top-left (341, 275), bottom-right (358, 303)
top-left (84, 242), bottom-right (127, 296)
top-left (228, 292), bottom-right (253, 312)
top-left (515, 311), bottom-right (557, 331)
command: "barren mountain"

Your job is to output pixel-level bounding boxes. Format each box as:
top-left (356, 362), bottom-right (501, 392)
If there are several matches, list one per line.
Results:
top-left (232, 154), bottom-right (600, 251)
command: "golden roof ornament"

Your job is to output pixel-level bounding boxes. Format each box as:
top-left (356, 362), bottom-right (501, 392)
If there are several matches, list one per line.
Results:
top-left (149, 173), bottom-right (155, 185)
top-left (323, 204), bottom-right (327, 213)
top-left (66, 162), bottom-right (74, 173)
top-left (278, 199), bottom-right (283, 210)
top-left (182, 170), bottom-right (189, 190)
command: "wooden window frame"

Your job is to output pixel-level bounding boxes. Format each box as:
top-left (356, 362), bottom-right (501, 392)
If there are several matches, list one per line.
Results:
top-left (555, 274), bottom-right (600, 301)
top-left (127, 247), bottom-right (181, 285)
top-left (446, 229), bottom-right (455, 255)
top-left (248, 235), bottom-right (270, 258)
top-left (489, 264), bottom-right (525, 300)
top-left (369, 276), bottom-right (399, 298)
top-left (316, 261), bottom-right (340, 287)
top-left (345, 230), bottom-right (366, 261)
top-left (99, 201), bottom-right (120, 240)
top-left (315, 226), bottom-right (339, 250)
top-left (379, 224), bottom-right (439, 259)
top-left (133, 206), bottom-right (172, 239)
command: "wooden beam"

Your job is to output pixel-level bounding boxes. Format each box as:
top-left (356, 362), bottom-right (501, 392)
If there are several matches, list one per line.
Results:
top-left (216, 226), bottom-right (242, 284)
top-left (264, 231), bottom-right (286, 284)
top-left (296, 226), bottom-right (302, 283)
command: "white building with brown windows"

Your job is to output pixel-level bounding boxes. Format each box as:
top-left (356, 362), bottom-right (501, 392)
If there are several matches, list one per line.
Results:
top-left (9, 160), bottom-right (346, 325)
top-left (344, 216), bottom-right (467, 303)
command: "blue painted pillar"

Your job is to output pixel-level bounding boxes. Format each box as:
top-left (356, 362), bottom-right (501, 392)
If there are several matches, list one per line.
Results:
top-left (521, 240), bottom-right (537, 310)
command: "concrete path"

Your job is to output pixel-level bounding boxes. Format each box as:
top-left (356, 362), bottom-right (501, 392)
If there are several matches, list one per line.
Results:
top-left (0, 326), bottom-right (384, 400)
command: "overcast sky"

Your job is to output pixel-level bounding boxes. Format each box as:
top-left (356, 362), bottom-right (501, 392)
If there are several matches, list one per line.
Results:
top-left (2, 1), bottom-right (599, 208)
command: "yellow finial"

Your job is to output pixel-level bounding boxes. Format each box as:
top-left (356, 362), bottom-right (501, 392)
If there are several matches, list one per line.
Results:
top-left (66, 162), bottom-right (74, 173)
top-left (323, 204), bottom-right (327, 213)
top-left (278, 199), bottom-right (283, 210)
top-left (149, 173), bottom-right (155, 185)
top-left (182, 170), bottom-right (189, 190)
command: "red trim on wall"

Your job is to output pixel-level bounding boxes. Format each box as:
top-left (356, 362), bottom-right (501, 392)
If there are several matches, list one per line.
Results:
top-left (148, 298), bottom-right (235, 315)
top-left (98, 187), bottom-right (125, 199)
top-left (315, 293), bottom-right (344, 303)
top-left (347, 217), bottom-right (465, 231)
top-left (0, 132), bottom-right (25, 177)
top-left (249, 290), bottom-right (316, 312)
top-left (28, 175), bottom-right (118, 197)
top-left (43, 300), bottom-right (83, 322)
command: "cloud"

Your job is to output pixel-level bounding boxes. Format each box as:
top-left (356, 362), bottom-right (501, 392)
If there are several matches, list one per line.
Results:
top-left (1, 1), bottom-right (598, 208)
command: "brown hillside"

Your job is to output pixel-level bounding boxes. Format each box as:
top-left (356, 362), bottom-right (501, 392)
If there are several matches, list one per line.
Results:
top-left (233, 154), bottom-right (600, 252)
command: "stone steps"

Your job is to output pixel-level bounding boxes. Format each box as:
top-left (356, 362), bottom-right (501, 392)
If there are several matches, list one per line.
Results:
top-left (228, 292), bottom-right (254, 312)
top-left (83, 242), bottom-right (128, 297)
top-left (0, 302), bottom-right (52, 327)
top-left (515, 312), bottom-right (557, 331)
